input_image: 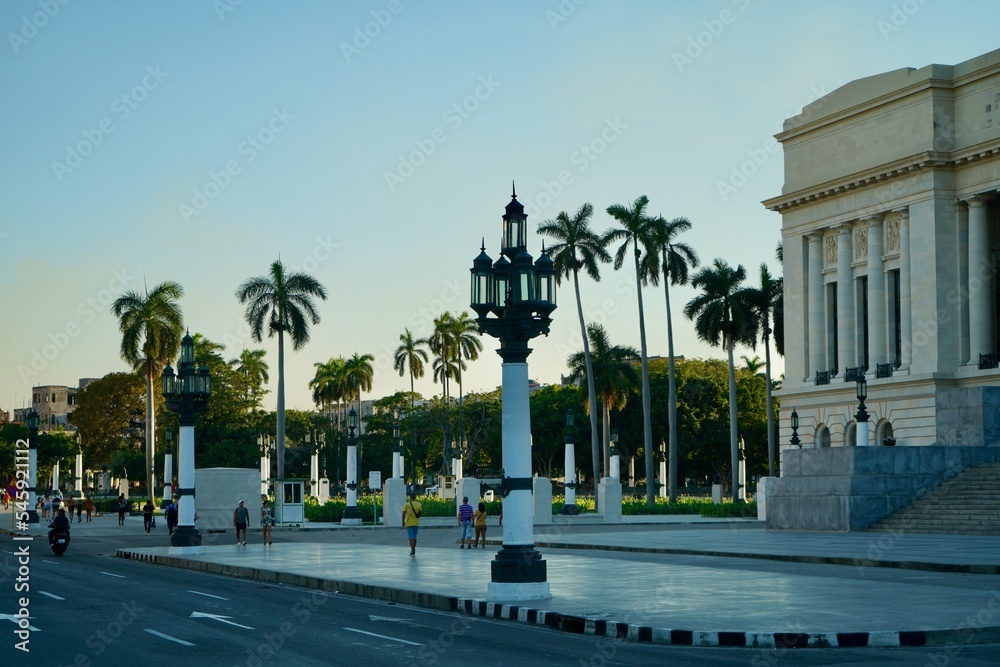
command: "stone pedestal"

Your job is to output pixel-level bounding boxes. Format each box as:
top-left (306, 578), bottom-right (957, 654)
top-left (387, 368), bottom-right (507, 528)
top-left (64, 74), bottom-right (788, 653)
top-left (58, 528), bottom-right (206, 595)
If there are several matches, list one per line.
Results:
top-left (711, 484), bottom-right (722, 504)
top-left (456, 477), bottom-right (481, 508)
top-left (756, 476), bottom-right (772, 521)
top-left (318, 478), bottom-right (330, 505)
top-left (383, 478), bottom-right (405, 528)
top-left (533, 477), bottom-right (552, 525)
top-left (598, 477), bottom-right (621, 523)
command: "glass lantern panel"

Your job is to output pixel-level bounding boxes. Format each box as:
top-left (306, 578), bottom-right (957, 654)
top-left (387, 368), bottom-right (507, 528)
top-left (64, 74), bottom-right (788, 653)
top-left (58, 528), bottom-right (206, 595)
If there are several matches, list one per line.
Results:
top-left (519, 271), bottom-right (534, 302)
top-left (494, 276), bottom-right (509, 307)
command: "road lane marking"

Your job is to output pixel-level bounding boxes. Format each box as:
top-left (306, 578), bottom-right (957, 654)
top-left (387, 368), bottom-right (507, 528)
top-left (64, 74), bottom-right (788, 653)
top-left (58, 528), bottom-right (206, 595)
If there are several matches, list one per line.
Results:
top-left (145, 629), bottom-right (194, 646)
top-left (190, 612), bottom-right (253, 629)
top-left (343, 628), bottom-right (422, 646)
top-left (369, 615), bottom-right (408, 622)
top-left (187, 590), bottom-right (229, 601)
top-left (39, 591), bottom-right (65, 600)
top-left (100, 571), bottom-right (126, 578)
top-left (1, 614), bottom-right (40, 631)
top-left (42, 560), bottom-right (60, 565)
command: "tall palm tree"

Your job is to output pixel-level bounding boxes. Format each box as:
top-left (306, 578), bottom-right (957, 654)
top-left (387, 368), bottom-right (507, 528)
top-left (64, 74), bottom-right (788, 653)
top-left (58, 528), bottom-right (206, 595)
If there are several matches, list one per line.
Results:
top-left (191, 333), bottom-right (225, 367)
top-left (684, 259), bottom-right (755, 501)
top-left (229, 348), bottom-right (270, 408)
top-left (343, 352), bottom-right (375, 423)
top-left (309, 356), bottom-right (344, 420)
top-left (647, 215), bottom-right (698, 503)
top-left (744, 262), bottom-right (783, 477)
top-left (566, 324), bottom-right (640, 478)
top-left (538, 203), bottom-right (611, 498)
top-left (605, 195), bottom-right (659, 505)
top-left (429, 313), bottom-right (461, 472)
top-left (450, 311), bottom-right (482, 408)
top-left (393, 329), bottom-right (429, 406)
top-left (236, 259), bottom-right (327, 479)
top-left (741, 355), bottom-right (765, 373)
top-left (111, 280), bottom-right (184, 498)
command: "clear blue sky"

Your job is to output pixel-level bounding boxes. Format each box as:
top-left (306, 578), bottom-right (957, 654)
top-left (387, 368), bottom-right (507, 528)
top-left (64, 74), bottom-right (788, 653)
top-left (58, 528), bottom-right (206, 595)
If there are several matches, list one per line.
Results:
top-left (3, 1), bottom-right (998, 414)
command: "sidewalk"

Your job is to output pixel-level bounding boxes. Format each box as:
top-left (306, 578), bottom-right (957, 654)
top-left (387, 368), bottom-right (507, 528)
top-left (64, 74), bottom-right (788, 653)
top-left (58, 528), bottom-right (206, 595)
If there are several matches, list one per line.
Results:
top-left (104, 518), bottom-right (1000, 649)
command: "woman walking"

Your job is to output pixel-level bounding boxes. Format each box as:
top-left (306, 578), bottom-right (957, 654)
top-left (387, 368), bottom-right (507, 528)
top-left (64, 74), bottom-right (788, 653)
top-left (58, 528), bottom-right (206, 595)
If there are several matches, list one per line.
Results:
top-left (261, 499), bottom-right (274, 546)
top-left (142, 499), bottom-right (155, 534)
top-left (116, 494), bottom-right (127, 526)
top-left (473, 502), bottom-right (488, 549)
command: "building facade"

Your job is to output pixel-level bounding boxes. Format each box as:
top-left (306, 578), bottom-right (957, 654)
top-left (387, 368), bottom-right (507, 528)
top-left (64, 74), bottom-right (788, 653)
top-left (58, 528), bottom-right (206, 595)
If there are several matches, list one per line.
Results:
top-left (765, 49), bottom-right (1000, 452)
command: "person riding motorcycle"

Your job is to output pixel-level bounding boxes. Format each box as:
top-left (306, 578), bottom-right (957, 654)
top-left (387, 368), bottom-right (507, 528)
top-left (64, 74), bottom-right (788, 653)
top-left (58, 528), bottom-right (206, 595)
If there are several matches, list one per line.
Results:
top-left (48, 508), bottom-right (71, 546)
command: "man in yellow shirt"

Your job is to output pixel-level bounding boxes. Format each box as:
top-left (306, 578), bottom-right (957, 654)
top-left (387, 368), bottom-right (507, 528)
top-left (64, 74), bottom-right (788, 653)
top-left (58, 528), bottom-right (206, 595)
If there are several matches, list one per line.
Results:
top-left (401, 492), bottom-right (422, 557)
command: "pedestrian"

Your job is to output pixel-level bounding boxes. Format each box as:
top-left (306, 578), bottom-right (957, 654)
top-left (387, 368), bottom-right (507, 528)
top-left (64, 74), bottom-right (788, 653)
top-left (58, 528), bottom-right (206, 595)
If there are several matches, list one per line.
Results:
top-left (0, 488), bottom-right (6, 509)
top-left (42, 494), bottom-right (51, 520)
top-left (457, 496), bottom-right (474, 549)
top-left (142, 499), bottom-right (155, 534)
top-left (473, 502), bottom-right (488, 549)
top-left (165, 500), bottom-right (178, 535)
top-left (260, 499), bottom-right (274, 546)
top-left (116, 494), bottom-right (127, 526)
top-left (84, 495), bottom-right (94, 522)
top-left (402, 492), bottom-right (422, 557)
top-left (233, 500), bottom-right (249, 546)
top-left (51, 493), bottom-right (62, 517)
top-left (76, 497), bottom-right (83, 523)
top-left (66, 497), bottom-right (75, 519)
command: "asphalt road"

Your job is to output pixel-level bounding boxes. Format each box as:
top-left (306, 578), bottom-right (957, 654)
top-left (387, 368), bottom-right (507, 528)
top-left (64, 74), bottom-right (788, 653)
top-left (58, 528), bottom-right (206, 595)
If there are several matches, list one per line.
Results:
top-left (3, 524), bottom-right (1000, 666)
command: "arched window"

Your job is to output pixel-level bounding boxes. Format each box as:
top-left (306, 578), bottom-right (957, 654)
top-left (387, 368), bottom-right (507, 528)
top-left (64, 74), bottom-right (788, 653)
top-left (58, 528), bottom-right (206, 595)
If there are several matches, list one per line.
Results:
top-left (877, 420), bottom-right (895, 446)
top-left (815, 425), bottom-right (831, 448)
top-left (844, 422), bottom-right (857, 447)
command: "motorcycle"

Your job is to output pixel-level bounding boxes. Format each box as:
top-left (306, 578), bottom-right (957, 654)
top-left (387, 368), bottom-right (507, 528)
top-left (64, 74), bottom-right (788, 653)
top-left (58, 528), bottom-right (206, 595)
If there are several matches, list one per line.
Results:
top-left (50, 530), bottom-right (70, 556)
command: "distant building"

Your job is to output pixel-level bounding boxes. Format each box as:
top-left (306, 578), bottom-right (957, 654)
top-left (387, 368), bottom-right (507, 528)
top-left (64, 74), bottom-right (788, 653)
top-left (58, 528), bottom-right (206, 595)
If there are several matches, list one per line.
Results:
top-left (765, 49), bottom-right (1000, 450)
top-left (30, 378), bottom-right (98, 431)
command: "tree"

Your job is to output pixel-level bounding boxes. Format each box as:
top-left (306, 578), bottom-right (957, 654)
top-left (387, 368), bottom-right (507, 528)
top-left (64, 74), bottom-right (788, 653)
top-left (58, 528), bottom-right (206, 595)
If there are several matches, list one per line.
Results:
top-left (344, 352), bottom-right (375, 421)
top-left (684, 259), bottom-right (756, 501)
top-left (236, 259), bottom-right (327, 479)
top-left (111, 281), bottom-right (184, 500)
top-left (605, 195), bottom-right (658, 504)
top-left (230, 348), bottom-right (270, 409)
top-left (69, 372), bottom-right (148, 466)
top-left (429, 313), bottom-right (460, 472)
top-left (566, 323), bottom-right (640, 480)
top-left (741, 355), bottom-right (764, 373)
top-left (393, 328), bottom-right (428, 410)
top-left (538, 202), bottom-right (610, 503)
top-left (647, 214), bottom-right (698, 503)
top-left (310, 356), bottom-right (345, 420)
top-left (744, 262), bottom-right (783, 477)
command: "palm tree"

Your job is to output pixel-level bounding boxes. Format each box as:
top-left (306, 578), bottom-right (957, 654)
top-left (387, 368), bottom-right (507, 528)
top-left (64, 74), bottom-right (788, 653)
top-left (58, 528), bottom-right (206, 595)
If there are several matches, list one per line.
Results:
top-left (566, 324), bottom-right (640, 478)
top-left (744, 262), bottom-right (783, 477)
top-left (428, 313), bottom-right (461, 472)
top-left (343, 352), bottom-right (375, 423)
top-left (236, 259), bottom-right (327, 479)
top-left (229, 348), bottom-right (270, 407)
top-left (605, 195), bottom-right (659, 505)
top-left (538, 203), bottom-right (611, 499)
top-left (309, 356), bottom-right (344, 421)
top-left (647, 215), bottom-right (698, 503)
top-left (684, 259), bottom-right (755, 501)
top-left (111, 281), bottom-right (184, 498)
top-left (450, 311), bottom-right (482, 407)
top-left (191, 333), bottom-right (225, 367)
top-left (741, 355), bottom-right (765, 373)
top-left (393, 329), bottom-right (429, 406)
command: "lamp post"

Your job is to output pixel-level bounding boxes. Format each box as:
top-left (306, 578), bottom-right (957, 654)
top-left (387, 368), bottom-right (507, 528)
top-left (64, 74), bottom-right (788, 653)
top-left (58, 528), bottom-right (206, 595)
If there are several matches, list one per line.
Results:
top-left (609, 428), bottom-right (621, 481)
top-left (790, 410), bottom-right (801, 447)
top-left (342, 407), bottom-right (362, 525)
top-left (306, 431), bottom-right (318, 496)
top-left (161, 331), bottom-right (211, 550)
top-left (25, 410), bottom-right (40, 523)
top-left (52, 456), bottom-right (61, 495)
top-left (470, 185), bottom-right (556, 601)
top-left (855, 377), bottom-right (870, 447)
top-left (75, 433), bottom-right (84, 500)
top-left (562, 409), bottom-right (578, 515)
top-left (392, 421), bottom-right (402, 480)
top-left (163, 428), bottom-right (174, 503)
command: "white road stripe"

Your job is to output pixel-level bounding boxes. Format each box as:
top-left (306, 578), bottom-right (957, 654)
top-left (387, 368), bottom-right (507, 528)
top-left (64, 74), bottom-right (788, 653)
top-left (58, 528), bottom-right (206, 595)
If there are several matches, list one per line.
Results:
top-left (145, 629), bottom-right (194, 646)
top-left (343, 627), bottom-right (422, 646)
top-left (39, 591), bottom-right (65, 600)
top-left (100, 571), bottom-right (126, 578)
top-left (187, 590), bottom-right (229, 601)
top-left (42, 560), bottom-right (60, 565)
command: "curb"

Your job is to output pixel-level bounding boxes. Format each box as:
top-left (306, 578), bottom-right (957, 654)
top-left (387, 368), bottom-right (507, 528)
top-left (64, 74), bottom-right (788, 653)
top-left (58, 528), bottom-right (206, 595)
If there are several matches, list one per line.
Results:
top-left (115, 548), bottom-right (1000, 649)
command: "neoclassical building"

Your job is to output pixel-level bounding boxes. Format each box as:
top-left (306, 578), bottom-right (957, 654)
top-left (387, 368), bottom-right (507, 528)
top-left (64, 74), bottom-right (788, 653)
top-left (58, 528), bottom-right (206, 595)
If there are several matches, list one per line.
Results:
top-left (766, 48), bottom-right (1000, 453)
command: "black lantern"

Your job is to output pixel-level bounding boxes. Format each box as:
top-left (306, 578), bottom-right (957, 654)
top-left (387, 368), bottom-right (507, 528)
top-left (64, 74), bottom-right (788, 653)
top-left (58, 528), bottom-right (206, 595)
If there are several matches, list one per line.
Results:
top-left (855, 378), bottom-right (869, 424)
top-left (347, 407), bottom-right (358, 436)
top-left (790, 409), bottom-right (801, 447)
top-left (26, 409), bottom-right (39, 431)
top-left (610, 428), bottom-right (620, 457)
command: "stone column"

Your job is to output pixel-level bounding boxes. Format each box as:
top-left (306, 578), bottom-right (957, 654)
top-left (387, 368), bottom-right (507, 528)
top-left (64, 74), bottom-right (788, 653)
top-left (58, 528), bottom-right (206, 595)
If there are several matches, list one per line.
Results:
top-left (956, 201), bottom-right (970, 365)
top-left (837, 224), bottom-right (856, 372)
top-left (807, 232), bottom-right (825, 378)
top-left (968, 196), bottom-right (994, 362)
top-left (899, 208), bottom-right (912, 367)
top-left (866, 215), bottom-right (886, 367)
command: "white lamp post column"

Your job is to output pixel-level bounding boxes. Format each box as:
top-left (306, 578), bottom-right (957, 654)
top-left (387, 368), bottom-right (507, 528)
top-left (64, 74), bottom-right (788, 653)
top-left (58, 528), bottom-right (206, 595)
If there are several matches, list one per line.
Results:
top-left (25, 411), bottom-right (40, 523)
top-left (163, 429), bottom-right (174, 502)
top-left (562, 409), bottom-right (578, 515)
top-left (342, 408), bottom-right (362, 525)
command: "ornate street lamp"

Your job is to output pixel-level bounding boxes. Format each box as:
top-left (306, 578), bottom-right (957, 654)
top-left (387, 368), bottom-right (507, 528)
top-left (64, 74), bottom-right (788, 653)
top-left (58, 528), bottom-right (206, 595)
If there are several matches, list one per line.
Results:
top-left (790, 410), bottom-right (801, 447)
top-left (342, 407), bottom-right (362, 525)
top-left (161, 331), bottom-right (211, 550)
top-left (75, 432), bottom-right (84, 500)
top-left (163, 428), bottom-right (174, 503)
top-left (561, 409), bottom-right (578, 515)
top-left (392, 421), bottom-right (402, 480)
top-left (470, 184), bottom-right (556, 602)
top-left (855, 377), bottom-right (869, 447)
top-left (25, 410), bottom-right (40, 523)
top-left (610, 428), bottom-right (621, 480)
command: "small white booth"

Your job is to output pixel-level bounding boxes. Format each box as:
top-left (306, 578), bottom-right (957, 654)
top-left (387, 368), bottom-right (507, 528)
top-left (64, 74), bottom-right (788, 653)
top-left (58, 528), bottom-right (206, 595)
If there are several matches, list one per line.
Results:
top-left (274, 479), bottom-right (306, 525)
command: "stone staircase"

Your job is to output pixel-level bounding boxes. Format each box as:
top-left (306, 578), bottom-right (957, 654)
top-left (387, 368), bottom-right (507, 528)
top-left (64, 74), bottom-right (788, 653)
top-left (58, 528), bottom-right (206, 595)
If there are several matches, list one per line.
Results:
top-left (868, 464), bottom-right (1000, 535)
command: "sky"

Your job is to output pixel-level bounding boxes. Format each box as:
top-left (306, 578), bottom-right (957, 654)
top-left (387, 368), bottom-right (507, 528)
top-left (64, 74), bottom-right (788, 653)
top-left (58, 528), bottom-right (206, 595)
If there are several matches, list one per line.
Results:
top-left (3, 0), bottom-right (999, 415)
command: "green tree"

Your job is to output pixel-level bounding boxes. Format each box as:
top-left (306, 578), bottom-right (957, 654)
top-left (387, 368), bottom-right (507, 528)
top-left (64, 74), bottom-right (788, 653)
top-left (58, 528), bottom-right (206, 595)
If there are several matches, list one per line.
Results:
top-left (744, 262), bottom-right (784, 477)
top-left (236, 259), bottom-right (328, 479)
top-left (393, 328), bottom-right (429, 409)
top-left (647, 214), bottom-right (698, 503)
top-left (605, 195), bottom-right (659, 504)
top-left (684, 259), bottom-right (756, 500)
top-left (230, 348), bottom-right (270, 409)
top-left (69, 372), bottom-right (147, 466)
top-left (538, 202), bottom-right (610, 501)
top-left (111, 281), bottom-right (184, 498)
top-left (566, 323), bottom-right (640, 479)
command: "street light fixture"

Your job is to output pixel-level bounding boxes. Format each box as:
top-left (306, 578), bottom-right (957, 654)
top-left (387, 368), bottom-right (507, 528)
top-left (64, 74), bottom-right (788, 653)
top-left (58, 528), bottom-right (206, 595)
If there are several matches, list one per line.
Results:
top-left (790, 410), bottom-right (801, 447)
top-left (163, 428), bottom-right (174, 503)
top-left (25, 410), bottom-right (40, 523)
top-left (161, 331), bottom-right (211, 549)
top-left (561, 409), bottom-right (578, 515)
top-left (855, 377), bottom-right (869, 447)
top-left (393, 420), bottom-right (402, 480)
top-left (342, 407), bottom-right (362, 525)
top-left (470, 184), bottom-right (556, 602)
